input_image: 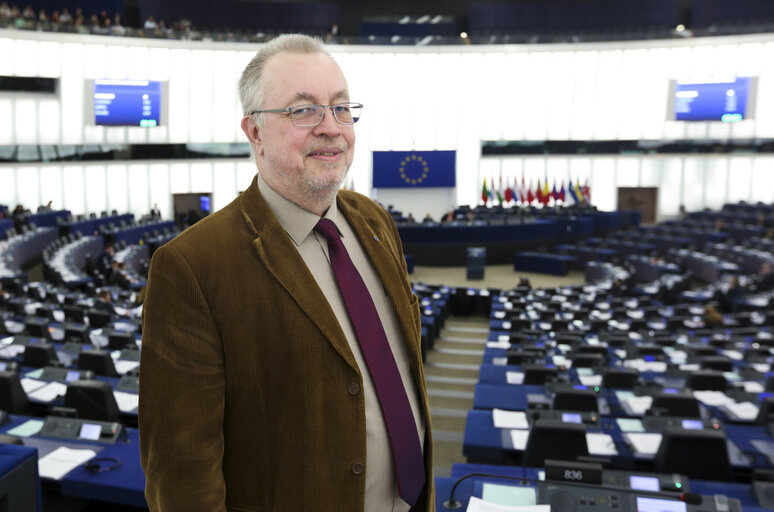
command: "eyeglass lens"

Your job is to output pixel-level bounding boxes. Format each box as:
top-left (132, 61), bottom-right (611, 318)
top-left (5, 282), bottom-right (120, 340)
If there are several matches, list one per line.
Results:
top-left (292, 104), bottom-right (361, 126)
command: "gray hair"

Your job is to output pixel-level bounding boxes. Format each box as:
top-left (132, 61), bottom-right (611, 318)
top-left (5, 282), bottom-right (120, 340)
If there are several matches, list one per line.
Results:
top-left (238, 34), bottom-right (329, 127)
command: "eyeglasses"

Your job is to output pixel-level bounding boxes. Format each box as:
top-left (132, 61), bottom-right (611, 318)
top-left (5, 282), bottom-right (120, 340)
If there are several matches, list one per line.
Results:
top-left (251, 102), bottom-right (363, 127)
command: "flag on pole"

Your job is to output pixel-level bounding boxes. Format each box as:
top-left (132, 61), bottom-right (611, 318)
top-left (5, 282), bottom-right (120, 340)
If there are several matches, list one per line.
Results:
top-left (526, 179), bottom-right (535, 204)
top-left (536, 178), bottom-right (544, 204)
top-left (582, 179), bottom-right (591, 204)
top-left (574, 179), bottom-right (585, 205)
top-left (568, 179), bottom-right (579, 205)
top-left (559, 180), bottom-right (566, 203)
top-left (542, 180), bottom-right (551, 205)
top-left (497, 176), bottom-right (504, 204)
top-left (481, 177), bottom-right (488, 204)
top-left (489, 177), bottom-right (495, 202)
top-left (519, 176), bottom-right (527, 203)
top-left (552, 181), bottom-right (558, 203)
top-left (504, 177), bottom-right (513, 203)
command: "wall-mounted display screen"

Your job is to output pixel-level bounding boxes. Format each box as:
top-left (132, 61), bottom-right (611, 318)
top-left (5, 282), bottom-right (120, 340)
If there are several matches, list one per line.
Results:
top-left (669, 77), bottom-right (757, 122)
top-left (93, 79), bottom-right (162, 127)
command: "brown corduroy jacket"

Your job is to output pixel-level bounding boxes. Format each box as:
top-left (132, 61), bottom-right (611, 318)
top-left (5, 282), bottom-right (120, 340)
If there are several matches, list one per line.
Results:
top-left (139, 175), bottom-right (434, 511)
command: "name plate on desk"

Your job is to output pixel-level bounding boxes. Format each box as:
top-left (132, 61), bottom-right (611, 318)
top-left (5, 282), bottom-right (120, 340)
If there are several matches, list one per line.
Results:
top-left (545, 460), bottom-right (603, 485)
top-left (38, 416), bottom-right (124, 444)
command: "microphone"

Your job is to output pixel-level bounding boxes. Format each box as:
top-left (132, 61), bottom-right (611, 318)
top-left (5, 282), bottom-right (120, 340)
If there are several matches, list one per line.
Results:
top-left (442, 470), bottom-right (703, 510)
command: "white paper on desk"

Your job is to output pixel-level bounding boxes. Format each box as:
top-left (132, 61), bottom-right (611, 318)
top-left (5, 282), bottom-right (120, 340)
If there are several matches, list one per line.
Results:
top-left (38, 446), bottom-right (97, 480)
top-left (553, 355), bottom-right (571, 368)
top-left (0, 344), bottom-right (25, 358)
top-left (502, 321), bottom-right (512, 330)
top-left (578, 374), bottom-right (603, 387)
top-left (52, 310), bottom-right (65, 322)
top-left (493, 409), bottom-right (528, 429)
top-left (27, 381), bottom-right (68, 402)
top-left (492, 357), bottom-right (508, 366)
top-left (722, 350), bottom-right (744, 361)
top-left (506, 372), bottom-right (524, 385)
top-left (679, 364), bottom-right (701, 371)
top-left (623, 359), bottom-right (667, 373)
top-left (466, 496), bottom-right (550, 512)
top-left (625, 432), bottom-right (662, 455)
top-left (723, 401), bottom-right (759, 420)
top-left (743, 381), bottom-right (765, 393)
top-left (494, 311), bottom-right (506, 319)
top-left (113, 390), bottom-right (139, 412)
top-left (753, 363), bottom-right (771, 373)
top-left (487, 341), bottom-right (512, 349)
top-left (498, 335), bottom-right (510, 343)
top-left (693, 390), bottom-right (734, 407)
top-left (668, 350), bottom-right (687, 364)
top-left (19, 378), bottom-right (47, 394)
top-left (114, 360), bottom-right (140, 375)
top-left (624, 396), bottom-right (653, 415)
top-left (587, 433), bottom-right (618, 456)
top-left (509, 429), bottom-right (530, 450)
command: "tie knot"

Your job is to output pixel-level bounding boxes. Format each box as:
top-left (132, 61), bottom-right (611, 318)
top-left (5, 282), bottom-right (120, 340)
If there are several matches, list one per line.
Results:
top-left (315, 218), bottom-right (340, 243)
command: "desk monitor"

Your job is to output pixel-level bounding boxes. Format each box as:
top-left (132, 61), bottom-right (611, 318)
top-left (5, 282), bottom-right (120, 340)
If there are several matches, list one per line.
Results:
top-left (681, 419), bottom-right (703, 430)
top-left (561, 413), bottom-right (582, 424)
top-left (65, 371), bottom-right (80, 382)
top-left (636, 496), bottom-right (686, 512)
top-left (630, 475), bottom-right (660, 492)
top-left (78, 423), bottom-right (102, 441)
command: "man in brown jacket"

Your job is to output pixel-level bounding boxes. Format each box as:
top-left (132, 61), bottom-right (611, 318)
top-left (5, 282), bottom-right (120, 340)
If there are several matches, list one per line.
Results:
top-left (139, 34), bottom-right (433, 511)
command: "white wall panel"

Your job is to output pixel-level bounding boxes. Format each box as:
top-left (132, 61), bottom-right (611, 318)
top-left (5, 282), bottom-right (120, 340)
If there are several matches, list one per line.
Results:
top-left (523, 52), bottom-right (550, 141)
top-left (0, 38), bottom-right (13, 75)
top-left (570, 51), bottom-right (597, 141)
top-left (39, 166), bottom-right (63, 209)
top-left (16, 167), bottom-right (40, 210)
top-left (190, 162), bottom-right (213, 192)
top-left (188, 50), bottom-right (215, 143)
top-left (592, 50), bottom-right (623, 141)
top-left (727, 157), bottom-right (753, 204)
top-left (127, 164), bottom-right (150, 217)
top-left (751, 157), bottom-right (774, 203)
top-left (591, 158), bottom-right (616, 211)
top-left (0, 166), bottom-right (15, 206)
top-left (236, 160), bottom-right (257, 192)
top-left (705, 158), bottom-right (728, 209)
top-left (640, 159), bottom-right (661, 187)
top-left (14, 99), bottom-right (37, 144)
top-left (390, 53), bottom-right (421, 149)
top-left (213, 161), bottom-right (237, 212)
top-left (659, 158), bottom-right (682, 218)
top-left (127, 46), bottom-right (149, 80)
top-left (168, 49), bottom-right (191, 143)
top-left (148, 163), bottom-right (171, 219)
top-left (14, 39), bottom-right (37, 76)
top-left (84, 165), bottom-right (107, 214)
top-left (106, 164), bottom-right (129, 214)
top-left (212, 50), bottom-right (238, 142)
top-left (615, 158), bottom-right (639, 187)
top-left (60, 43), bottom-right (84, 145)
top-left (38, 98), bottom-right (60, 144)
top-left (170, 163), bottom-right (191, 194)
top-left (62, 166), bottom-right (86, 215)
top-left (682, 159), bottom-right (705, 212)
top-left (38, 41), bottom-right (61, 77)
top-left (546, 52), bottom-right (574, 140)
top-left (106, 45), bottom-right (128, 79)
top-left (83, 44), bottom-right (106, 79)
top-left (0, 99), bottom-right (12, 145)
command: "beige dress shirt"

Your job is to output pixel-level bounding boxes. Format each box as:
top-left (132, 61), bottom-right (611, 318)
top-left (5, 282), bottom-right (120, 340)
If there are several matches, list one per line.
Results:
top-left (257, 174), bottom-right (425, 511)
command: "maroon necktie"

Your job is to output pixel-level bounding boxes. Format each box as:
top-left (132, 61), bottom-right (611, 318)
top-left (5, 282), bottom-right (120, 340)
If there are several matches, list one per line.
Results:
top-left (315, 218), bottom-right (425, 506)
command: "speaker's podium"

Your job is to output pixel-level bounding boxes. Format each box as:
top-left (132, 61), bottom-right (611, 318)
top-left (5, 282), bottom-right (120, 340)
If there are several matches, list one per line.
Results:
top-left (466, 247), bottom-right (486, 280)
top-left (0, 442), bottom-right (41, 511)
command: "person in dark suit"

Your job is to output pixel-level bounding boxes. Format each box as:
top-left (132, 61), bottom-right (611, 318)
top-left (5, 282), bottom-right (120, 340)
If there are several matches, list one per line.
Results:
top-left (753, 262), bottom-right (774, 293)
top-left (139, 34), bottom-right (432, 512)
top-left (92, 289), bottom-right (115, 315)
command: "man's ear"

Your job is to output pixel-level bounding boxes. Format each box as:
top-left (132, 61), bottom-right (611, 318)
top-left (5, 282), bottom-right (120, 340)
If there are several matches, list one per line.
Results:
top-left (241, 116), bottom-right (263, 156)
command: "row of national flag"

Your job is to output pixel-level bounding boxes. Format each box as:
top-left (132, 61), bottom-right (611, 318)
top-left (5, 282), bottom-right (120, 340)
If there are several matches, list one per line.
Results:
top-left (481, 176), bottom-right (591, 206)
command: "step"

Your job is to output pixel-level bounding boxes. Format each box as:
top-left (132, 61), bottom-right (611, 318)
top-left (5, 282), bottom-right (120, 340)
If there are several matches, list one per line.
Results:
top-left (425, 350), bottom-right (482, 366)
top-left (425, 375), bottom-right (478, 386)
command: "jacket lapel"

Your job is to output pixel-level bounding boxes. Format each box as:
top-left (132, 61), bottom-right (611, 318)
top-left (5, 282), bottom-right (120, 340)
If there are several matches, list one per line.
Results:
top-left (240, 176), bottom-right (358, 370)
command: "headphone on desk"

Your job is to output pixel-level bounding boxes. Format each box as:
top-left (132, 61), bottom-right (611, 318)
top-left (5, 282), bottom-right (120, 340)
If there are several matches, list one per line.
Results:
top-left (83, 457), bottom-right (122, 474)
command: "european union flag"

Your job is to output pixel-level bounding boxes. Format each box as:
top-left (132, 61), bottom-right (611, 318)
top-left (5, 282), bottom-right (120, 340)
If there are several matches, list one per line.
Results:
top-left (372, 150), bottom-right (456, 188)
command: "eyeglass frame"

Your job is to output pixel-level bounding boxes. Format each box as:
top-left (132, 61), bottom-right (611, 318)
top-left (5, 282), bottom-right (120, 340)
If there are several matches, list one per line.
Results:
top-left (249, 102), bottom-right (363, 127)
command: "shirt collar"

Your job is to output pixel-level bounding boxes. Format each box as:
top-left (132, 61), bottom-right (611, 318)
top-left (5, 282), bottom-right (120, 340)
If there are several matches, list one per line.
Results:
top-left (256, 173), bottom-right (340, 246)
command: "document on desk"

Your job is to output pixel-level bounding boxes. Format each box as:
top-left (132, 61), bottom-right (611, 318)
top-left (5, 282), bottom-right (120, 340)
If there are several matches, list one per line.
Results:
top-left (492, 357), bottom-right (508, 366)
top-left (113, 390), bottom-right (139, 412)
top-left (505, 372), bottom-right (524, 385)
top-left (722, 401), bottom-right (759, 421)
top-left (586, 432), bottom-right (618, 456)
top-left (722, 350), bottom-right (744, 361)
top-left (6, 419), bottom-right (44, 437)
top-left (114, 360), bottom-right (140, 375)
top-left (38, 446), bottom-right (97, 480)
top-left (742, 381), bottom-right (765, 393)
top-left (0, 344), bottom-right (25, 358)
top-left (509, 429), bottom-right (530, 450)
top-left (623, 395), bottom-right (653, 415)
top-left (466, 496), bottom-right (550, 512)
top-left (578, 374), bottom-right (603, 387)
top-left (19, 377), bottom-right (47, 394)
top-left (27, 381), bottom-right (68, 402)
top-left (625, 432), bottom-right (662, 455)
top-left (692, 390), bottom-right (734, 407)
top-left (493, 409), bottom-right (529, 429)
top-left (616, 418), bottom-right (646, 432)
top-left (487, 341), bottom-right (512, 349)
top-left (482, 484), bottom-right (537, 506)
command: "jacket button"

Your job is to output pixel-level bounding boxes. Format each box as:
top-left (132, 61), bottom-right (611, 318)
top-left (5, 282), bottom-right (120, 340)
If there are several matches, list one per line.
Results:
top-left (348, 383), bottom-right (360, 395)
top-left (351, 462), bottom-right (364, 475)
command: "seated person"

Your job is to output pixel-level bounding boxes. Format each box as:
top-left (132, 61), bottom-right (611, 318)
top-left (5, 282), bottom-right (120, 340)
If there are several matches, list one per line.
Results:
top-left (752, 262), bottom-right (774, 293)
top-left (93, 289), bottom-right (116, 315)
top-left (715, 276), bottom-right (745, 314)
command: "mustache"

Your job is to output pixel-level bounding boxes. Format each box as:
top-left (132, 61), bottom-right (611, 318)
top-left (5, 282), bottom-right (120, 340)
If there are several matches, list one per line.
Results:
top-left (303, 137), bottom-right (348, 154)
